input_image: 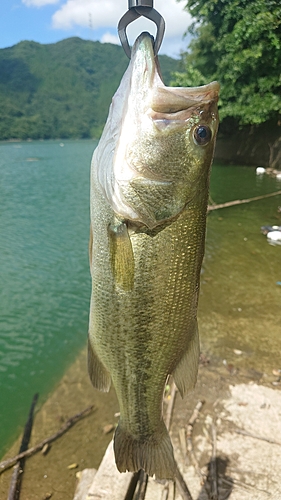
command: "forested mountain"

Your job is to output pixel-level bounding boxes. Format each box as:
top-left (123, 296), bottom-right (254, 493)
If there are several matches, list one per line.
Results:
top-left (0, 37), bottom-right (179, 140)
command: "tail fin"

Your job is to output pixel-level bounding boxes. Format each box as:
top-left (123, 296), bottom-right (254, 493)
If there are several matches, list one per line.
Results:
top-left (113, 420), bottom-right (176, 480)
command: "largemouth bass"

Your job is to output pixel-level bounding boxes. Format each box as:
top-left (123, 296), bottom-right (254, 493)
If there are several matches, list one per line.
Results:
top-left (88, 32), bottom-right (219, 480)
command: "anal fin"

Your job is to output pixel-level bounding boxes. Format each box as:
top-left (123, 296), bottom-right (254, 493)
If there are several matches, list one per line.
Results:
top-left (172, 321), bottom-right (200, 398)
top-left (88, 337), bottom-right (111, 392)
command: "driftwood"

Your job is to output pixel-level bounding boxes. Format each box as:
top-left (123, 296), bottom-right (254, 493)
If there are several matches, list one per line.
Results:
top-left (7, 393), bottom-right (39, 500)
top-left (0, 405), bottom-right (94, 475)
top-left (208, 189), bottom-right (281, 212)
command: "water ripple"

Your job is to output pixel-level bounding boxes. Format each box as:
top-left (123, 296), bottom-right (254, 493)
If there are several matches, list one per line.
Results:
top-left (0, 140), bottom-right (95, 455)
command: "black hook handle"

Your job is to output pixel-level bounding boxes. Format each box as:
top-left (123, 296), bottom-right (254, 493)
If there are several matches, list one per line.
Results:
top-left (129, 0), bottom-right (153, 7)
top-left (118, 2), bottom-right (165, 59)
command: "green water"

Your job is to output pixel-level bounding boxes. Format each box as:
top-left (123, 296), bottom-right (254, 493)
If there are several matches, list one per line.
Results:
top-left (0, 141), bottom-right (280, 458)
top-left (0, 140), bottom-right (96, 457)
top-left (199, 165), bottom-right (281, 371)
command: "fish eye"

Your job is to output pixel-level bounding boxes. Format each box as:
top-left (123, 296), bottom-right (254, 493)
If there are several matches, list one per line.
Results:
top-left (193, 125), bottom-right (212, 146)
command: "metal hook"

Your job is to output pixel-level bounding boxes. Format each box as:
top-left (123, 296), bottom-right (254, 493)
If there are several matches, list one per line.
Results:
top-left (118, 0), bottom-right (165, 59)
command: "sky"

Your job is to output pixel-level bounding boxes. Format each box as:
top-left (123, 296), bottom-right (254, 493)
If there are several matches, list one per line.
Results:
top-left (0, 0), bottom-right (192, 58)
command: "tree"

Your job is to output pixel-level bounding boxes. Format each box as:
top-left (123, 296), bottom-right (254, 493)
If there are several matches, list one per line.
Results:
top-left (175, 0), bottom-right (281, 126)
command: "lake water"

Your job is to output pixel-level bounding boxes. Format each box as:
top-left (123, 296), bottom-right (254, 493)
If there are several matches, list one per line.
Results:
top-left (0, 140), bottom-right (280, 458)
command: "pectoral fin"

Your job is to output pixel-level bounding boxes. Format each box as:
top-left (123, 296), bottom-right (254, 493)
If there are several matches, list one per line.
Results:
top-left (88, 337), bottom-right (111, 392)
top-left (108, 222), bottom-right (134, 291)
top-left (172, 322), bottom-right (200, 398)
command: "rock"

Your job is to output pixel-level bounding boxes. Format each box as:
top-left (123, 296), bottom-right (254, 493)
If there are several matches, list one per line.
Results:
top-left (73, 469), bottom-right (97, 500)
top-left (103, 424), bottom-right (115, 435)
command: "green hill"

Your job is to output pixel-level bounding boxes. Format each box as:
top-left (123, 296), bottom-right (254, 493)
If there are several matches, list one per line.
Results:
top-left (0, 37), bottom-right (179, 140)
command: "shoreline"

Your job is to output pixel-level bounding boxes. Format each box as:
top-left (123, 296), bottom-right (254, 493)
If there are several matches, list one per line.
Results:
top-left (0, 345), bottom-right (119, 499)
top-left (1, 346), bottom-right (281, 499)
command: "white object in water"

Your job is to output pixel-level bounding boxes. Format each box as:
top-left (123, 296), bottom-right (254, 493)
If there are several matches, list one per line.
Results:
top-left (256, 167), bottom-right (266, 174)
top-left (267, 230), bottom-right (281, 245)
top-left (276, 172), bottom-right (281, 180)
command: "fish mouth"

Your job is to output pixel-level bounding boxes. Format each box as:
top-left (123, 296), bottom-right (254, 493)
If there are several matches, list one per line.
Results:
top-left (130, 32), bottom-right (219, 113)
top-left (129, 32), bottom-right (161, 98)
top-left (131, 31), bottom-right (156, 60)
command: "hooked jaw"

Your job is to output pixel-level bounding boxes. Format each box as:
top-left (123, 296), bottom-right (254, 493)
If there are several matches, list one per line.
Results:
top-left (129, 32), bottom-right (162, 105)
top-left (129, 33), bottom-right (219, 119)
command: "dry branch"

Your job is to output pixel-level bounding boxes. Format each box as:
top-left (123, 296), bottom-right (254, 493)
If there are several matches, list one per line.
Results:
top-left (208, 190), bottom-right (281, 212)
top-left (221, 477), bottom-right (271, 496)
top-left (8, 393), bottom-right (39, 500)
top-left (187, 401), bottom-right (205, 435)
top-left (235, 428), bottom-right (281, 446)
top-left (0, 405), bottom-right (94, 474)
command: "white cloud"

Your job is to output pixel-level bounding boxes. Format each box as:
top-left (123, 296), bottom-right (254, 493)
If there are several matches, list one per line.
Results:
top-left (52, 0), bottom-right (191, 32)
top-left (101, 32), bottom-right (120, 45)
top-left (51, 0), bottom-right (192, 56)
top-left (155, 0), bottom-right (191, 38)
top-left (22, 0), bottom-right (59, 6)
top-left (52, 0), bottom-right (120, 29)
